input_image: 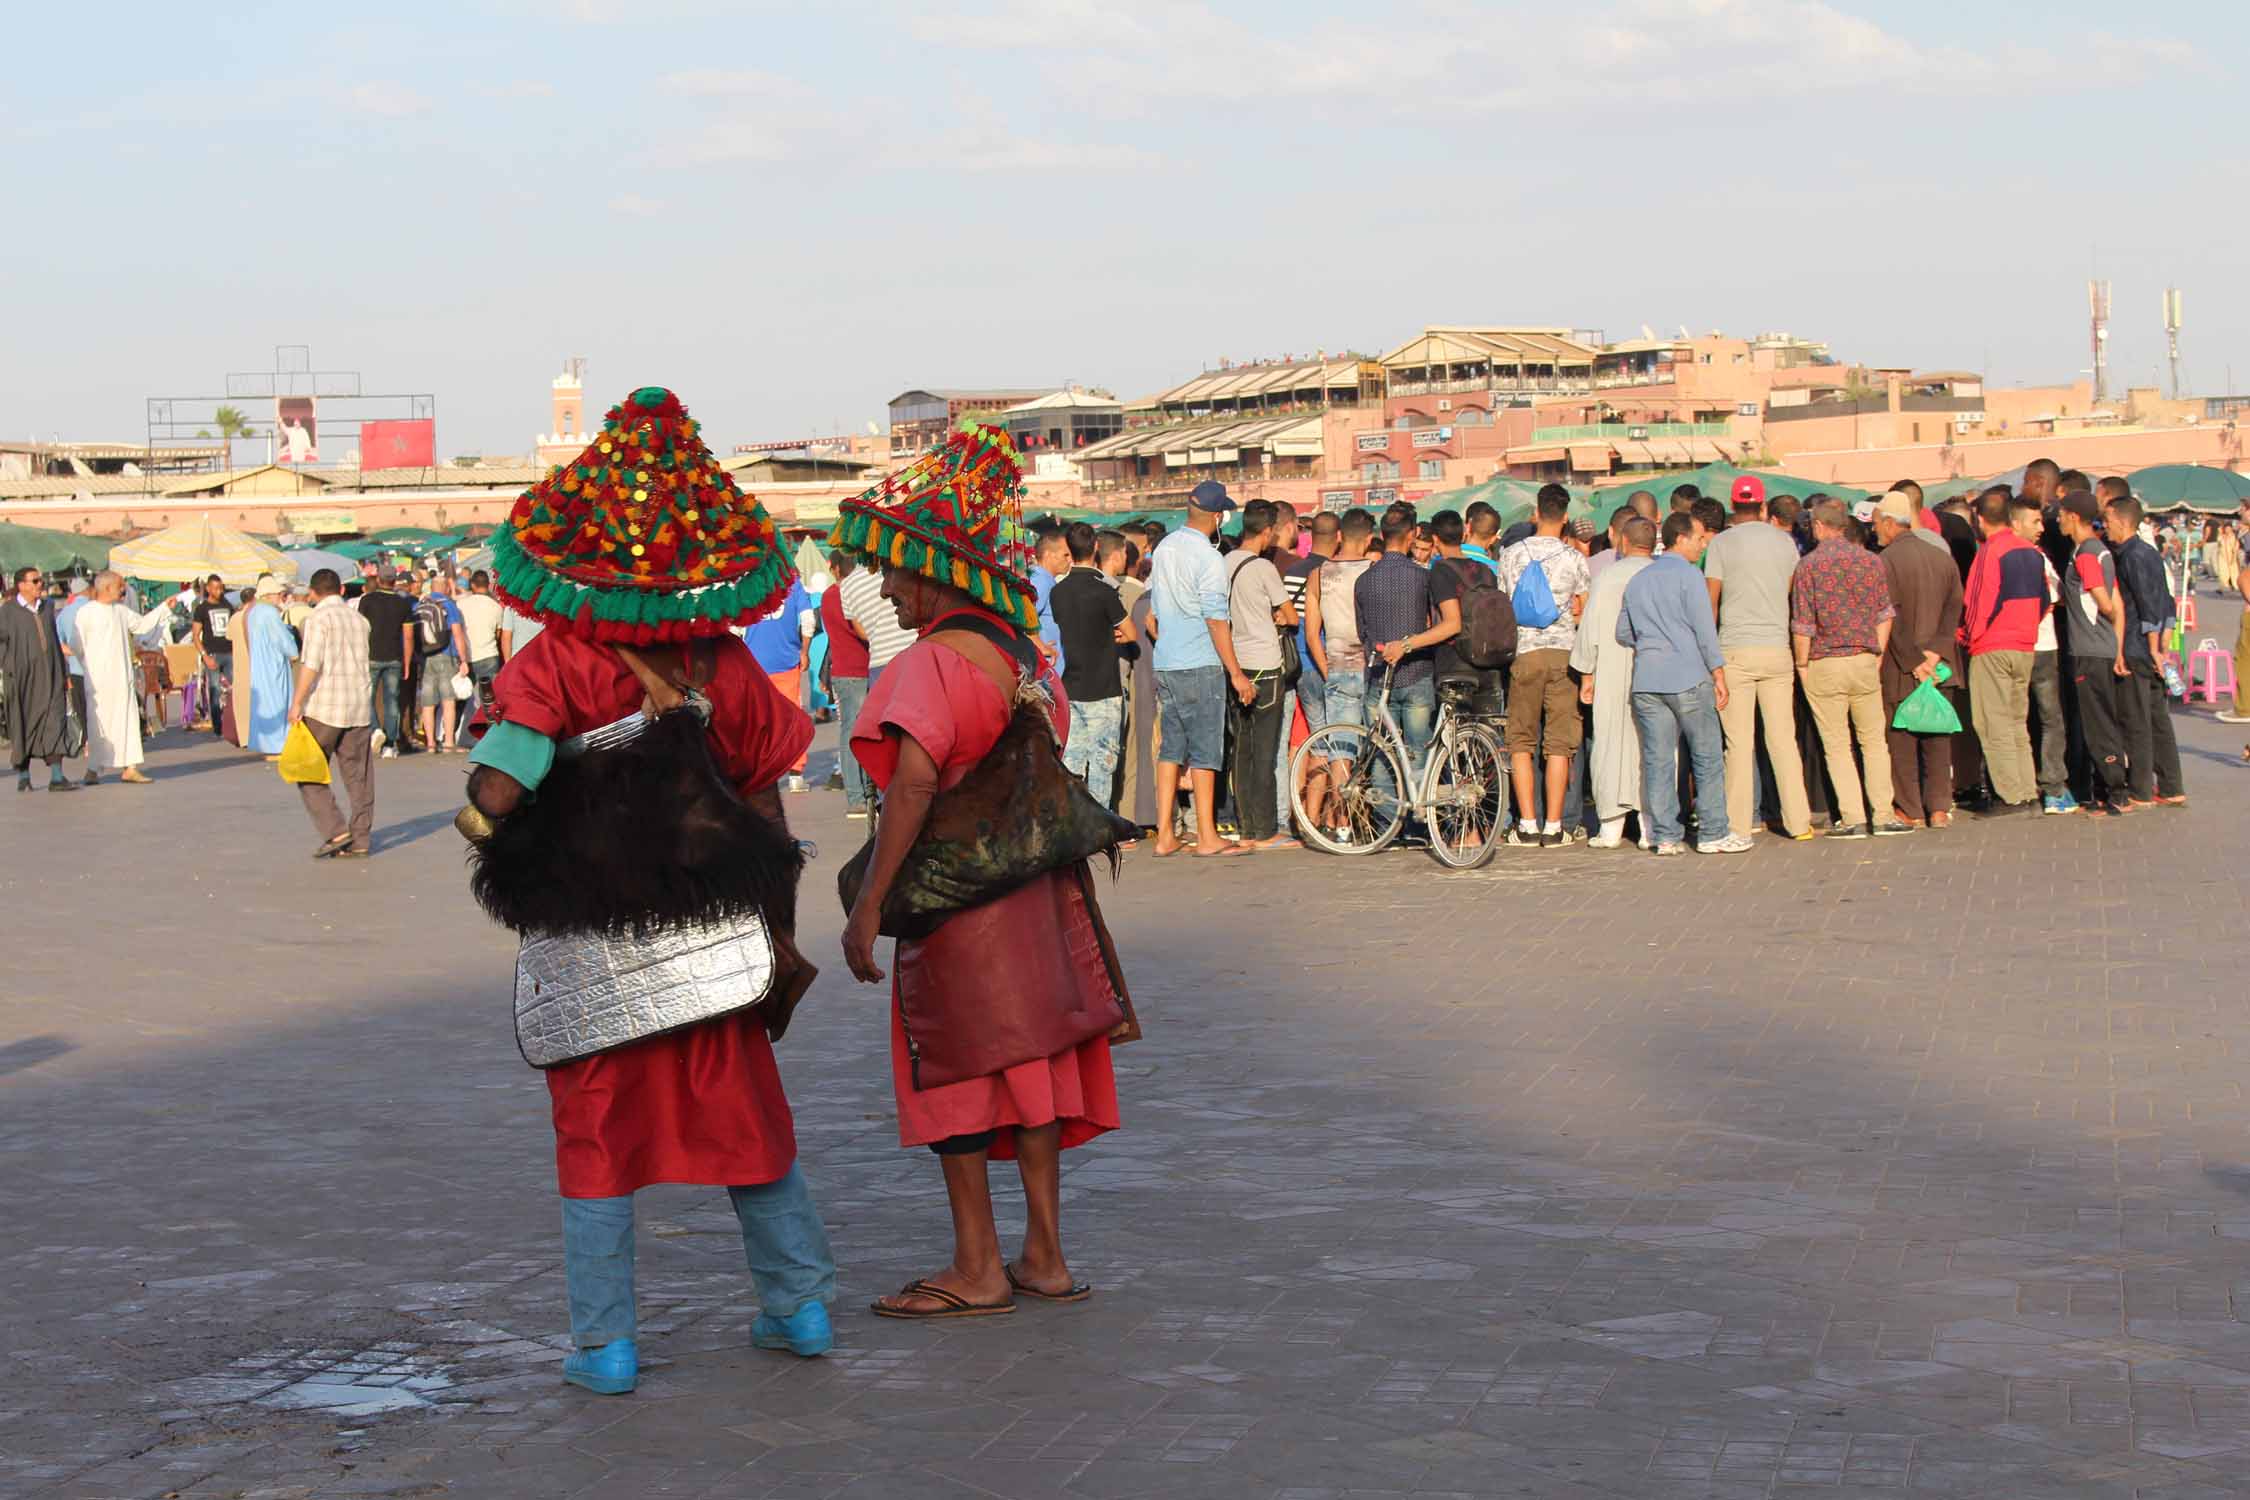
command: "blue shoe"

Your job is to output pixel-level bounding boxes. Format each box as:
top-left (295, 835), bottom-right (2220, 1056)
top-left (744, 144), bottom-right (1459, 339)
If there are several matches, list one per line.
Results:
top-left (2052, 791), bottom-right (2079, 814)
top-left (562, 1337), bottom-right (638, 1394)
top-left (2041, 794), bottom-right (2064, 815)
top-left (751, 1302), bottom-right (833, 1358)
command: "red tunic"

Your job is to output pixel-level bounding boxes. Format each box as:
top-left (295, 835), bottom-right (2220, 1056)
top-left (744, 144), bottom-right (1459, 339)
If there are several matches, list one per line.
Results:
top-left (851, 619), bottom-right (1121, 1160)
top-left (490, 630), bottom-right (814, 1198)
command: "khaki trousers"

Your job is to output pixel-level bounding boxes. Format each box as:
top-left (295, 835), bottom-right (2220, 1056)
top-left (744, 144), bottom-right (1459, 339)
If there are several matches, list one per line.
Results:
top-left (298, 718), bottom-right (375, 852)
top-left (1719, 645), bottom-right (1811, 836)
top-left (1969, 650), bottom-right (2036, 805)
top-left (1800, 654), bottom-right (1892, 829)
top-left (2234, 604), bottom-right (2250, 717)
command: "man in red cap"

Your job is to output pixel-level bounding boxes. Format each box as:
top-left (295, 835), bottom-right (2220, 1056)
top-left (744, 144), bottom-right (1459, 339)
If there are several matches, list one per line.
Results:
top-left (1703, 473), bottom-right (1814, 839)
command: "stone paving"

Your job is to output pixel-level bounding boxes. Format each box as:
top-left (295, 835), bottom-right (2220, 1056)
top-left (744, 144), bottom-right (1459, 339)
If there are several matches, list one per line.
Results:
top-left (4, 598), bottom-right (2250, 1499)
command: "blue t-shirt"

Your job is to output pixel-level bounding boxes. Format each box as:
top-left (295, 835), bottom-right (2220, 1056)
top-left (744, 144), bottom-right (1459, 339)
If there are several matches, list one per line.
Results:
top-left (744, 581), bottom-right (815, 674)
top-left (1148, 528), bottom-right (1228, 672)
top-left (1032, 569), bottom-right (1065, 673)
top-left (56, 596), bottom-right (88, 678)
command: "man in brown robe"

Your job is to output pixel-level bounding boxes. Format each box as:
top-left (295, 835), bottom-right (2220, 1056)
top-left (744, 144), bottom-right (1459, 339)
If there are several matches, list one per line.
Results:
top-left (1875, 495), bottom-right (1965, 827)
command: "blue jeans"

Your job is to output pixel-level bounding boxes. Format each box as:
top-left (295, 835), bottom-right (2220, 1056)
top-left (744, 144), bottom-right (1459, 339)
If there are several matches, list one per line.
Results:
top-left (560, 1162), bottom-right (835, 1348)
top-left (832, 674), bottom-right (871, 809)
top-left (367, 660), bottom-right (401, 746)
top-left (1271, 685), bottom-right (1297, 831)
top-left (1365, 669), bottom-right (1435, 804)
top-left (1631, 680), bottom-right (1728, 848)
top-left (1064, 696), bottom-right (1125, 801)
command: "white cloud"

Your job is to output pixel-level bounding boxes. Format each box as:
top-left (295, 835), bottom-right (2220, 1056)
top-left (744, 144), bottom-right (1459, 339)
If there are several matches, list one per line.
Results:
top-left (347, 81), bottom-right (432, 118)
top-left (608, 193), bottom-right (666, 217)
top-left (659, 68), bottom-right (804, 98)
top-left (903, 0), bottom-right (2194, 114)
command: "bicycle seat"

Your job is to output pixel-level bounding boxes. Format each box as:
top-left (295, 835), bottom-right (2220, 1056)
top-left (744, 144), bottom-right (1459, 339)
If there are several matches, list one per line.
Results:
top-left (1437, 677), bottom-right (1479, 709)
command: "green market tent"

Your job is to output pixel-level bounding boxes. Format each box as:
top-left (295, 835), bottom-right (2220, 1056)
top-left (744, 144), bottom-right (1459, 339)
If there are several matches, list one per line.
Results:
top-left (325, 539), bottom-right (387, 562)
top-left (1589, 462), bottom-right (1871, 514)
top-left (2126, 464), bottom-right (2250, 514)
top-left (0, 521), bottom-right (112, 577)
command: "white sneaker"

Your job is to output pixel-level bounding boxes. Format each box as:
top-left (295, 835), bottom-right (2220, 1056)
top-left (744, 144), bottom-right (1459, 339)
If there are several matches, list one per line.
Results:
top-left (783, 774), bottom-right (808, 793)
top-left (1696, 833), bottom-right (1755, 854)
top-left (2218, 711), bottom-right (2250, 724)
top-left (380, 746), bottom-right (398, 760)
top-left (369, 727), bottom-right (387, 751)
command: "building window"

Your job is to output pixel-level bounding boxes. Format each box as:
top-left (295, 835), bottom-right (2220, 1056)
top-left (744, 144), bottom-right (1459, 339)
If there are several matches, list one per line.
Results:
top-left (1393, 415), bottom-right (1413, 431)
top-left (1455, 407), bottom-right (1486, 426)
top-left (1417, 458), bottom-right (1444, 479)
top-left (1362, 460), bottom-right (1399, 482)
top-left (1912, 423), bottom-right (1921, 442)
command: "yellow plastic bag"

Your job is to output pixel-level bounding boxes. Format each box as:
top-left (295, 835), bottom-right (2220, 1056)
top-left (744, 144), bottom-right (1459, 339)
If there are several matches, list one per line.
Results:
top-left (277, 721), bottom-right (331, 785)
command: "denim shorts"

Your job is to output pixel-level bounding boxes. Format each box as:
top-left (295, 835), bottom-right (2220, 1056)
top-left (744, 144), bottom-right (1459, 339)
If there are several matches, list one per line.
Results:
top-left (1154, 666), bottom-right (1226, 772)
top-left (1321, 668), bottom-right (1367, 729)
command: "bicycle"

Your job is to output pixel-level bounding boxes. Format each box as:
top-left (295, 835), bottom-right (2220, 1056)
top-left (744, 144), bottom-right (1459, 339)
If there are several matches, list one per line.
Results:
top-left (1290, 664), bottom-right (1508, 868)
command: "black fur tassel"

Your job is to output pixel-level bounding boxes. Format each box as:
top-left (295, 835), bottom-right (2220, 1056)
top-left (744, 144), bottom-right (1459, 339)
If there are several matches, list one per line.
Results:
top-left (468, 710), bottom-right (802, 940)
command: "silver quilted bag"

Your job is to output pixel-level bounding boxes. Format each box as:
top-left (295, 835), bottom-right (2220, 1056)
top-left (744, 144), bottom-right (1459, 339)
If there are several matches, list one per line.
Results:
top-left (512, 910), bottom-right (775, 1068)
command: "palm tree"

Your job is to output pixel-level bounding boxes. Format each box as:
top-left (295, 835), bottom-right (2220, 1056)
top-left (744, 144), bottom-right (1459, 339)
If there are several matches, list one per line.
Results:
top-left (212, 405), bottom-right (254, 468)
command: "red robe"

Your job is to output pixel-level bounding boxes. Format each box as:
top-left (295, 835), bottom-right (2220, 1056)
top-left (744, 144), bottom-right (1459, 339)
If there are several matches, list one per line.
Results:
top-left (490, 630), bottom-right (813, 1198)
top-left (850, 614), bottom-right (1121, 1160)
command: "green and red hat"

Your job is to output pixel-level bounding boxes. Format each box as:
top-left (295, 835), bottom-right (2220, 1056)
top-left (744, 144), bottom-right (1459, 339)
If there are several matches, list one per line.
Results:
top-left (489, 386), bottom-right (794, 643)
top-left (827, 420), bottom-right (1038, 633)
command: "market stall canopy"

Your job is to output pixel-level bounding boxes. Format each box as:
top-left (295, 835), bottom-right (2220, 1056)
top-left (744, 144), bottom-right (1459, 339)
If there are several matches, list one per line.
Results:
top-left (108, 517), bottom-right (291, 584)
top-left (281, 547), bottom-right (358, 585)
top-left (0, 520), bottom-right (112, 577)
top-left (366, 526), bottom-right (468, 558)
top-left (2126, 464), bottom-right (2250, 513)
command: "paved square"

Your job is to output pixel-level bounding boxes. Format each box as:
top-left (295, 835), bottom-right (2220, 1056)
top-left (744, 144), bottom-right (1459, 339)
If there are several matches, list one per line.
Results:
top-left (5, 603), bottom-right (2249, 1498)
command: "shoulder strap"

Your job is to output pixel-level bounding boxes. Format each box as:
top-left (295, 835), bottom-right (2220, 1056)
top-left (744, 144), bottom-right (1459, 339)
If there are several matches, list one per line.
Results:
top-left (923, 611), bottom-right (1036, 701)
top-left (612, 640), bottom-right (714, 716)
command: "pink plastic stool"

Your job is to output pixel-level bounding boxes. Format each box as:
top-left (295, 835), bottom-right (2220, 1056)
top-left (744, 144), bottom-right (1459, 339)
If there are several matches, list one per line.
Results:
top-left (2186, 637), bottom-right (2236, 704)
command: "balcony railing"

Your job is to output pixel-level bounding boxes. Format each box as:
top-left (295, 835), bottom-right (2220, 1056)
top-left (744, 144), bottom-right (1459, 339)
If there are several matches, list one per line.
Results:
top-left (1387, 376), bottom-right (1596, 399)
top-left (1531, 422), bottom-right (1729, 443)
top-left (1591, 370), bottom-right (1678, 389)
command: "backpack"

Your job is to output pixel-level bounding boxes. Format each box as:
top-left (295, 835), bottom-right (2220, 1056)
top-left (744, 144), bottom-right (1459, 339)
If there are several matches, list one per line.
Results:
top-left (1508, 548), bottom-right (1561, 631)
top-left (415, 597), bottom-right (450, 653)
top-left (1442, 559), bottom-right (1517, 668)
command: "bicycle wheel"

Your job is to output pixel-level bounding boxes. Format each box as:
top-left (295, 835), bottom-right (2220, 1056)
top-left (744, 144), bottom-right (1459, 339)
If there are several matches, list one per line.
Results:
top-left (1292, 722), bottom-right (1407, 855)
top-left (1426, 724), bottom-right (1506, 870)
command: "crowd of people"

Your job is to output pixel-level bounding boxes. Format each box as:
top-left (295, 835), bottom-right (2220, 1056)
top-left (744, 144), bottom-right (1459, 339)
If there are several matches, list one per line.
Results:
top-left (9, 458), bottom-right (2245, 864)
top-left (818, 459), bottom-right (2244, 858)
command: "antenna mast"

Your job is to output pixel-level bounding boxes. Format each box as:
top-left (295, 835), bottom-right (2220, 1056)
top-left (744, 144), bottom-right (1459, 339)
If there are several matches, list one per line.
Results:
top-left (2162, 288), bottom-right (2183, 400)
top-left (2088, 279), bottom-right (2112, 403)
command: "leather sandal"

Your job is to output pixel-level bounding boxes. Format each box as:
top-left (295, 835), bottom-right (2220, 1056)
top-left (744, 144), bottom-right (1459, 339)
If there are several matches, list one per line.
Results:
top-left (871, 1278), bottom-right (1015, 1320)
top-left (1005, 1263), bottom-right (1092, 1303)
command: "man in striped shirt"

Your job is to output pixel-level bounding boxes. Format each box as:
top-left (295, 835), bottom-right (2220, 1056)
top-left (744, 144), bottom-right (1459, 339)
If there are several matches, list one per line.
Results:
top-left (837, 556), bottom-right (915, 683)
top-left (288, 568), bottom-right (377, 858)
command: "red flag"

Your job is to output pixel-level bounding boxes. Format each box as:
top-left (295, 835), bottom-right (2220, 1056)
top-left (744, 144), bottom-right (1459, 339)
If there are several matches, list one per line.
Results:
top-left (360, 419), bottom-right (435, 470)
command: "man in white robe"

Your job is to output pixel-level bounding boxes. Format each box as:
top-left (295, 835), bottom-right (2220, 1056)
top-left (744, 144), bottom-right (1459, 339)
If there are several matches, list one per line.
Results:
top-left (75, 572), bottom-right (190, 786)
top-left (1568, 514), bottom-right (1655, 847)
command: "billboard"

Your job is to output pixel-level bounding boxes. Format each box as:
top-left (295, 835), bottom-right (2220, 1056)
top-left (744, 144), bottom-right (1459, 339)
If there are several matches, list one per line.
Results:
top-left (275, 395), bottom-right (318, 464)
top-left (359, 418), bottom-right (436, 471)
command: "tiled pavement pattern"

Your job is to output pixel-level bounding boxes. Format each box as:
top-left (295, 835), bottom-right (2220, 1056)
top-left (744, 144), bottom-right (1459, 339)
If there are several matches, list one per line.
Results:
top-left (4, 593), bottom-right (2249, 1499)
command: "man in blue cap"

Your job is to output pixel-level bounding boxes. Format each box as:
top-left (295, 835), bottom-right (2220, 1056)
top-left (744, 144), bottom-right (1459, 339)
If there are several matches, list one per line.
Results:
top-left (1145, 480), bottom-right (1256, 856)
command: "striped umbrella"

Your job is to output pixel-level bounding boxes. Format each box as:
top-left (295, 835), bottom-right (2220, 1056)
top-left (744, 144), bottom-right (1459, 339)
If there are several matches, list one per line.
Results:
top-left (109, 516), bottom-right (293, 584)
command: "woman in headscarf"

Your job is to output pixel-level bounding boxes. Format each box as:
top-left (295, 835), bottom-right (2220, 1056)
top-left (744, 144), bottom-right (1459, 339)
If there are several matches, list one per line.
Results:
top-left (243, 574), bottom-right (299, 757)
top-left (833, 424), bottom-right (1129, 1320)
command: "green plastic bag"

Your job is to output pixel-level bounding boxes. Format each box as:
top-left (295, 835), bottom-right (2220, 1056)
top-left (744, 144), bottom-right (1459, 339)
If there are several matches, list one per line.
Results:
top-left (1890, 661), bottom-right (1961, 735)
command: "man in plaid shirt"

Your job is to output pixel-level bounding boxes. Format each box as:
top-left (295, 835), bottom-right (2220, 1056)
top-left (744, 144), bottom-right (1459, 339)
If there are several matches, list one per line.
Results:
top-left (287, 568), bottom-right (377, 858)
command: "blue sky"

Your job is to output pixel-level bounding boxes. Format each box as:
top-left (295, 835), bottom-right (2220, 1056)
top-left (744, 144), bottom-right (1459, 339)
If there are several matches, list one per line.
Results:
top-left (2, 0), bottom-right (2237, 455)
